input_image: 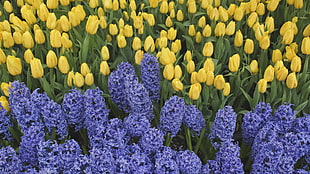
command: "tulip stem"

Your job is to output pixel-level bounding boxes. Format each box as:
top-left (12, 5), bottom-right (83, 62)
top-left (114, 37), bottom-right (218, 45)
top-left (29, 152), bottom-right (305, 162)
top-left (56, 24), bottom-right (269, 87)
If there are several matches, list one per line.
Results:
top-left (165, 133), bottom-right (173, 147)
top-left (185, 128), bottom-right (192, 151)
top-left (194, 128), bottom-right (206, 154)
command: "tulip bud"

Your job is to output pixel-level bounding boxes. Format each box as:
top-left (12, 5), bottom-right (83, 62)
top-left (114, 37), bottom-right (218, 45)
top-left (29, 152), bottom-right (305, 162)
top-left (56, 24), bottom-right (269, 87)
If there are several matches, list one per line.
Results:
top-left (219, 6), bottom-right (228, 22)
top-left (133, 50), bottom-right (144, 65)
top-left (6, 56), bottom-right (22, 76)
top-left (282, 29), bottom-right (294, 45)
top-left (188, 0), bottom-right (197, 14)
top-left (171, 39), bottom-right (181, 53)
top-left (247, 12), bottom-right (258, 28)
top-left (301, 37), bottom-right (310, 55)
top-left (271, 49), bottom-right (282, 63)
top-left (85, 73), bottom-right (94, 86)
top-left (59, 15), bottom-right (71, 32)
top-left (68, 11), bottom-right (80, 27)
top-left (294, 0), bottom-right (303, 9)
top-left (46, 50), bottom-right (57, 68)
top-left (144, 35), bottom-right (155, 52)
top-left (257, 79), bottom-right (267, 93)
top-left (22, 31), bottom-right (34, 49)
top-left (47, 0), bottom-right (58, 9)
top-left (290, 56), bottom-right (301, 72)
top-left (129, 37), bottom-right (142, 51)
top-left (303, 24), bottom-right (310, 37)
top-left (100, 61), bottom-right (110, 75)
top-left (24, 49), bottom-right (34, 64)
top-left (34, 28), bottom-right (46, 44)
top-left (285, 46), bottom-right (297, 60)
top-left (37, 3), bottom-right (49, 21)
top-left (202, 24), bottom-right (212, 37)
top-left (172, 79), bottom-right (183, 91)
top-left (228, 54), bottom-right (240, 72)
top-left (149, 0), bottom-right (158, 8)
top-left (214, 22), bottom-right (226, 37)
top-left (197, 68), bottom-right (207, 83)
top-left (99, 46), bottom-right (110, 61)
top-left (73, 72), bottom-right (84, 87)
top-left (225, 21), bottom-right (236, 36)
top-left (50, 29), bottom-right (62, 48)
top-left (184, 50), bottom-right (192, 62)
top-left (123, 25), bottom-right (133, 37)
top-left (259, 35), bottom-right (270, 50)
top-left (198, 16), bottom-right (206, 28)
top-left (46, 13), bottom-right (57, 29)
top-left (195, 31), bottom-right (202, 43)
top-left (188, 25), bottom-right (196, 36)
top-left (234, 7), bottom-right (244, 21)
top-left (174, 65), bottom-right (182, 79)
top-left (58, 56), bottom-right (70, 74)
top-left (267, 0), bottom-right (279, 12)
top-left (30, 58), bottom-right (44, 79)
top-left (244, 39), bottom-right (254, 54)
top-left (191, 72), bottom-right (198, 84)
top-left (60, 0), bottom-right (70, 6)
top-left (12, 31), bottom-right (23, 44)
top-left (1, 82), bottom-right (10, 97)
top-left (176, 10), bottom-right (184, 21)
top-left (203, 58), bottom-right (214, 72)
top-left (234, 30), bottom-right (243, 47)
top-left (163, 63), bottom-right (174, 80)
top-left (274, 60), bottom-right (284, 74)
top-left (187, 60), bottom-right (195, 74)
top-left (4, 1), bottom-right (13, 13)
top-left (264, 65), bottom-right (274, 82)
top-left (86, 15), bottom-right (100, 34)
top-left (117, 34), bottom-right (127, 48)
top-left (250, 60), bottom-right (259, 74)
top-left (0, 96), bottom-right (10, 111)
top-left (2, 31), bottom-right (14, 48)
top-left (276, 66), bottom-right (288, 81)
top-left (61, 33), bottom-right (72, 49)
top-left (0, 49), bottom-right (6, 64)
top-left (160, 0), bottom-right (169, 14)
top-left (205, 71), bottom-right (214, 86)
top-left (286, 72), bottom-right (298, 89)
top-left (202, 42), bottom-right (214, 57)
top-left (227, 4), bottom-right (236, 17)
top-left (167, 27), bottom-right (177, 40)
top-left (287, 0), bottom-right (295, 5)
top-left (223, 82), bottom-right (230, 96)
top-left (208, 7), bottom-right (219, 21)
top-left (214, 75), bottom-right (225, 90)
top-left (80, 63), bottom-right (90, 76)
top-left (189, 83), bottom-right (202, 100)
top-left (66, 71), bottom-right (74, 87)
top-left (256, 3), bottom-right (265, 16)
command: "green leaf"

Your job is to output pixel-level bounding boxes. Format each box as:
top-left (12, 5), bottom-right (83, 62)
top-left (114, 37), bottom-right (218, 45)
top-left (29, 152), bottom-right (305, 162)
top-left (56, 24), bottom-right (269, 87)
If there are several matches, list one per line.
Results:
top-left (182, 35), bottom-right (194, 51)
top-left (295, 101), bottom-right (308, 116)
top-left (240, 87), bottom-right (254, 108)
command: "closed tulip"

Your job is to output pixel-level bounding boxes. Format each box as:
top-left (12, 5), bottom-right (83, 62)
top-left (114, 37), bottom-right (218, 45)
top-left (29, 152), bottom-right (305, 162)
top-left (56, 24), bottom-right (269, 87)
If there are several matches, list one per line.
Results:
top-left (163, 63), bottom-right (174, 80)
top-left (135, 50), bottom-right (144, 65)
top-left (225, 21), bottom-right (236, 36)
top-left (73, 72), bottom-right (84, 87)
top-left (290, 56), bottom-right (301, 72)
top-left (47, 0), bottom-right (58, 9)
top-left (214, 75), bottom-right (225, 90)
top-left (205, 71), bottom-right (214, 86)
top-left (46, 50), bottom-right (57, 68)
top-left (214, 22), bottom-right (226, 37)
top-left (85, 73), bottom-right (94, 86)
top-left (228, 54), bottom-right (240, 72)
top-left (171, 39), bottom-right (181, 53)
top-left (80, 63), bottom-right (90, 76)
top-left (265, 16), bottom-right (274, 33)
top-left (303, 24), bottom-right (310, 37)
top-left (244, 39), bottom-right (254, 54)
top-left (50, 29), bottom-right (62, 48)
top-left (187, 60), bottom-right (195, 74)
top-left (264, 65), bottom-right (274, 82)
top-left (301, 37), bottom-right (310, 55)
top-left (234, 7), bottom-right (244, 21)
top-left (58, 56), bottom-right (70, 74)
top-left (117, 34), bottom-right (127, 48)
top-left (191, 71), bottom-right (198, 84)
top-left (34, 28), bottom-right (46, 44)
top-left (250, 60), bottom-right (259, 74)
top-left (189, 83), bottom-right (202, 100)
top-left (13, 32), bottom-right (23, 44)
top-left (286, 72), bottom-right (298, 89)
top-left (188, 0), bottom-right (197, 13)
top-left (259, 35), bottom-right (270, 50)
top-left (223, 82), bottom-right (230, 96)
top-left (256, 3), bottom-right (265, 16)
top-left (272, 49), bottom-right (282, 63)
top-left (203, 58), bottom-right (214, 72)
top-left (22, 31), bottom-right (34, 49)
top-left (184, 51), bottom-right (192, 62)
top-left (4, 1), bottom-right (13, 13)
top-left (37, 3), bottom-right (49, 21)
top-left (247, 12), bottom-right (258, 28)
top-left (234, 30), bottom-right (243, 47)
top-left (167, 27), bottom-right (177, 40)
top-left (160, 48), bottom-right (176, 65)
top-left (24, 49), bottom-right (34, 64)
top-left (219, 6), bottom-right (228, 22)
top-left (227, 4), bottom-right (237, 17)
top-left (195, 31), bottom-right (202, 43)
top-left (132, 37), bottom-right (142, 50)
top-left (46, 13), bottom-right (57, 29)
top-left (144, 35), bottom-right (155, 52)
top-left (67, 71), bottom-right (74, 87)
top-left (267, 0), bottom-right (279, 12)
top-left (276, 66), bottom-right (288, 81)
top-left (176, 10), bottom-right (184, 21)
top-left (59, 15), bottom-right (71, 32)
top-left (198, 16), bottom-right (206, 28)
top-left (285, 46), bottom-right (298, 60)
top-left (30, 58), bottom-right (44, 79)
top-left (172, 79), bottom-right (183, 91)
top-left (149, 0), bottom-right (158, 8)
top-left (123, 24), bottom-right (133, 37)
top-left (282, 29), bottom-right (294, 45)
top-left (0, 96), bottom-right (10, 111)
top-left (68, 11), bottom-right (80, 27)
top-left (274, 60), bottom-right (284, 74)
top-left (203, 42), bottom-right (214, 57)
top-left (1, 82), bottom-right (10, 97)
top-left (60, 33), bottom-right (72, 48)
top-left (174, 65), bottom-right (182, 79)
top-left (294, 0), bottom-right (303, 9)
top-left (202, 24), bottom-right (212, 37)
top-left (100, 46), bottom-right (110, 60)
top-left (86, 15), bottom-right (99, 34)
top-left (100, 61), bottom-right (110, 75)
top-left (197, 68), bottom-right (207, 83)
top-left (6, 56), bottom-right (22, 76)
top-left (287, 0), bottom-right (295, 5)
top-left (0, 49), bottom-right (6, 64)
top-left (160, 0), bottom-right (168, 14)
top-left (60, 0), bottom-right (70, 6)
top-left (257, 79), bottom-right (267, 93)
top-left (21, 8), bottom-right (36, 25)
top-left (188, 25), bottom-right (196, 36)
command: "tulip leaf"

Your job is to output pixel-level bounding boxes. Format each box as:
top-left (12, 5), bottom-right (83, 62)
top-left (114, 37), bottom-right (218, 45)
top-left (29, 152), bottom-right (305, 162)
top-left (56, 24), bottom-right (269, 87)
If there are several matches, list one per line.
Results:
top-left (295, 101), bottom-right (308, 116)
top-left (182, 35), bottom-right (194, 51)
top-left (240, 87), bottom-right (254, 108)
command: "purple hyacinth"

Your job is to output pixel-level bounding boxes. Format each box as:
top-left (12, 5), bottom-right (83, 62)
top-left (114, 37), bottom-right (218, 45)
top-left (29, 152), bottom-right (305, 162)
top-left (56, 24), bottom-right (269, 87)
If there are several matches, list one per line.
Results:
top-left (277, 155), bottom-right (295, 174)
top-left (159, 96), bottom-right (186, 137)
top-left (273, 103), bottom-right (296, 134)
top-left (215, 140), bottom-right (244, 174)
top-left (209, 106), bottom-right (237, 149)
top-left (0, 146), bottom-right (23, 173)
top-left (176, 150), bottom-right (202, 174)
top-left (88, 147), bottom-right (116, 173)
top-left (242, 102), bottom-right (273, 145)
top-left (154, 146), bottom-right (179, 174)
top-left (124, 113), bottom-right (151, 138)
top-left (103, 118), bottom-right (129, 150)
top-left (140, 53), bottom-right (161, 102)
top-left (62, 89), bottom-right (85, 132)
top-left (58, 139), bottom-right (83, 173)
top-left (183, 104), bottom-right (206, 135)
top-left (0, 104), bottom-right (11, 141)
top-left (292, 114), bottom-right (310, 133)
top-left (139, 127), bottom-right (165, 154)
top-left (37, 140), bottom-right (61, 171)
top-left (108, 62), bottom-right (138, 113)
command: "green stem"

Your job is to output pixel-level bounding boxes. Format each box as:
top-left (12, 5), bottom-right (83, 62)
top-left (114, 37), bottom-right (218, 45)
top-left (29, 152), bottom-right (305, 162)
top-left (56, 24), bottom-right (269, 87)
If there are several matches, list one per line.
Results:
top-left (185, 128), bottom-right (193, 151)
top-left (194, 128), bottom-right (206, 154)
top-left (165, 133), bottom-right (173, 147)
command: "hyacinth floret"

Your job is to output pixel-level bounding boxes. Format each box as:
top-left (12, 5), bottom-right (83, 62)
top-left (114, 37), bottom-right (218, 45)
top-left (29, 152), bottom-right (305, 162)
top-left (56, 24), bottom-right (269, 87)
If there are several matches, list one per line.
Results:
top-left (0, 104), bottom-right (12, 140)
top-left (140, 53), bottom-right (161, 102)
top-left (209, 106), bottom-right (237, 149)
top-left (0, 146), bottom-right (23, 173)
top-left (154, 146), bottom-right (179, 174)
top-left (139, 127), bottom-right (164, 154)
top-left (273, 103), bottom-right (296, 134)
top-left (159, 96), bottom-right (186, 137)
top-left (277, 155), bottom-right (295, 174)
top-left (176, 150), bottom-right (202, 174)
top-left (58, 139), bottom-right (83, 173)
top-left (108, 62), bottom-right (138, 113)
top-left (183, 104), bottom-right (206, 135)
top-left (37, 140), bottom-right (61, 171)
top-left (30, 89), bottom-right (50, 118)
top-left (62, 89), bottom-right (85, 132)
top-left (88, 147), bottom-right (116, 173)
top-left (103, 118), bottom-right (129, 149)
top-left (124, 113), bottom-right (151, 137)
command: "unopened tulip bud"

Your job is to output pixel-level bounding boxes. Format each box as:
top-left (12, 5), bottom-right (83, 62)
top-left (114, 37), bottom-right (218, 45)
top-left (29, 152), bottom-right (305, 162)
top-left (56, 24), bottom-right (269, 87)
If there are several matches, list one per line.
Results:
top-left (149, 0), bottom-right (158, 8)
top-left (214, 75), bottom-right (225, 90)
top-left (225, 21), bottom-right (236, 36)
top-left (214, 22), bottom-right (226, 37)
top-left (191, 71), bottom-right (198, 84)
top-left (58, 56), bottom-right (70, 74)
top-left (67, 71), bottom-right (74, 87)
top-left (46, 50), bottom-right (57, 68)
top-left (187, 60), bottom-right (195, 74)
top-left (174, 65), bottom-right (182, 79)
top-left (282, 29), bottom-right (294, 45)
top-left (24, 49), bottom-right (34, 64)
top-left (228, 54), bottom-right (240, 72)
top-left (259, 35), bottom-right (270, 50)
top-left (0, 49), bottom-right (6, 64)
top-left (203, 24), bottom-right (212, 37)
top-left (244, 39), bottom-right (254, 54)
top-left (276, 66), bottom-right (288, 81)
top-left (167, 27), bottom-right (177, 40)
top-left (234, 7), bottom-right (244, 21)
top-left (184, 51), bottom-right (192, 62)
top-left (0, 96), bottom-right (10, 111)
top-left (80, 63), bottom-right (90, 76)
top-left (47, 0), bottom-right (58, 9)
top-left (227, 4), bottom-right (236, 17)
top-left (73, 72), bottom-right (84, 87)
top-left (203, 58), bottom-right (214, 72)
top-left (198, 16), bottom-right (206, 28)
top-left (172, 79), bottom-right (183, 91)
top-left (60, 0), bottom-right (70, 6)
top-left (189, 83), bottom-right (202, 100)
top-left (50, 29), bottom-right (62, 48)
top-left (285, 46), bottom-right (297, 61)
top-left (86, 15), bottom-right (100, 34)
top-left (22, 31), bottom-right (34, 49)
top-left (160, 0), bottom-right (168, 14)
top-left (59, 15), bottom-right (71, 32)
top-left (303, 24), bottom-right (310, 37)
top-left (267, 0), bottom-right (280, 12)
top-left (301, 37), bottom-right (310, 55)
top-left (197, 68), bottom-right (207, 83)
top-left (234, 30), bottom-right (243, 47)
top-left (38, 3), bottom-right (49, 21)
top-left (188, 0), bottom-right (197, 13)
top-left (188, 25), bottom-right (196, 36)
top-left (30, 58), bottom-right (44, 79)
top-left (219, 6), bottom-right (228, 22)
top-left (272, 49), bottom-right (282, 63)
top-left (46, 13), bottom-right (57, 29)
top-left (291, 56), bottom-right (301, 72)
top-left (247, 12), bottom-right (258, 28)
top-left (6, 56), bottom-right (22, 76)
top-left (250, 60), bottom-right (259, 74)
top-left (13, 32), bottom-right (23, 44)
top-left (144, 35), bottom-right (155, 52)
top-left (101, 46), bottom-right (110, 60)
top-left (171, 39), bottom-right (181, 53)
top-left (286, 72), bottom-right (298, 89)
top-left (223, 83), bottom-right (230, 96)
top-left (1, 82), bottom-right (10, 97)
top-left (163, 63), bottom-right (174, 80)
top-left (4, 1), bottom-right (13, 13)
top-left (256, 3), bottom-right (265, 16)
top-left (117, 35), bottom-right (127, 48)
top-left (34, 28), bottom-right (46, 44)
top-left (258, 79), bottom-right (267, 93)
top-left (176, 10), bottom-right (184, 21)
top-left (294, 0), bottom-right (303, 9)
top-left (195, 32), bottom-right (202, 43)
top-left (2, 31), bottom-right (14, 48)
top-left (85, 73), bottom-right (94, 86)
top-left (100, 61), bottom-right (110, 75)
top-left (264, 65), bottom-right (274, 82)
top-left (203, 42), bottom-right (214, 57)
top-left (205, 71), bottom-right (214, 86)
top-left (274, 60), bottom-right (284, 74)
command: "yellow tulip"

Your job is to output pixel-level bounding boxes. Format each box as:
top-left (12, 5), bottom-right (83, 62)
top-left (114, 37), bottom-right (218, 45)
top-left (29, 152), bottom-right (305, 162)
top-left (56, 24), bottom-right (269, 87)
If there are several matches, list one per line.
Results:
top-left (290, 42), bottom-right (299, 53)
top-left (59, 15), bottom-right (71, 32)
top-left (276, 66), bottom-right (288, 81)
top-left (184, 50), bottom-right (192, 62)
top-left (100, 61), bottom-right (110, 75)
top-left (6, 56), bottom-right (22, 76)
top-left (280, 21), bottom-right (298, 36)
top-left (60, 0), bottom-right (70, 6)
top-left (188, 0), bottom-right (197, 13)
top-left (167, 27), bottom-right (177, 40)
top-left (80, 63), bottom-right (90, 76)
top-left (197, 68), bottom-right (207, 83)
top-left (290, 56), bottom-right (301, 72)
top-left (267, 0), bottom-right (280, 12)
top-left (160, 0), bottom-right (169, 14)
top-left (149, 0), bottom-right (158, 8)
top-left (176, 10), bottom-right (184, 21)
top-left (30, 58), bottom-right (44, 79)
top-left (68, 11), bottom-right (80, 27)
top-left (287, 0), bottom-right (295, 5)
top-left (223, 82), bottom-right (230, 96)
top-left (234, 30), bottom-right (243, 47)
top-left (144, 35), bottom-right (155, 52)
top-left (198, 16), bottom-right (206, 28)
top-left (1, 82), bottom-right (10, 97)
top-left (187, 60), bottom-right (195, 74)
top-left (34, 28), bottom-right (46, 44)
top-left (58, 56), bottom-right (70, 74)
top-left (12, 32), bottom-right (22, 45)
top-left (108, 23), bottom-right (118, 36)
top-left (0, 96), bottom-right (10, 111)
top-left (188, 25), bottom-right (196, 36)
top-left (189, 83), bottom-right (202, 100)
top-left (4, 1), bottom-right (13, 13)
top-left (286, 72), bottom-right (298, 89)
top-left (202, 42), bottom-right (214, 57)
top-left (259, 35), bottom-right (270, 50)
top-left (195, 31), bottom-right (202, 43)
top-left (272, 49), bottom-right (283, 63)
top-left (225, 21), bottom-right (236, 36)
top-left (46, 50), bottom-right (58, 68)
top-left (21, 7), bottom-right (36, 25)
top-left (214, 75), bottom-right (225, 90)
top-left (0, 49), bottom-right (6, 64)
top-left (171, 39), bottom-right (181, 53)
top-left (303, 24), bottom-right (310, 37)
top-left (264, 65), bottom-right (274, 82)
top-left (294, 0), bottom-right (303, 9)
top-left (257, 79), bottom-right (267, 93)
top-left (67, 71), bottom-right (74, 87)
top-left (85, 73), bottom-right (94, 86)
top-left (285, 46), bottom-right (298, 60)
top-left (160, 48), bottom-right (175, 65)
top-left (174, 65), bottom-right (182, 79)
top-left (37, 3), bottom-right (49, 21)
top-left (256, 3), bottom-right (265, 16)
top-left (219, 6), bottom-right (228, 22)
top-left (282, 29), bottom-right (294, 45)
top-left (274, 60), bottom-right (284, 74)
top-left (244, 39), bottom-right (254, 54)
top-left (301, 37), bottom-right (310, 55)
top-left (73, 72), bottom-right (84, 87)
top-left (61, 33), bottom-right (72, 49)
top-left (123, 24), bottom-right (133, 37)
top-left (214, 22), bottom-right (226, 37)
top-left (228, 54), bottom-right (240, 72)
top-left (191, 71), bottom-right (198, 84)
top-left (247, 12), bottom-right (258, 28)
top-left (50, 29), bottom-right (62, 48)
top-left (116, 34), bottom-right (127, 48)
top-left (202, 24), bottom-right (212, 37)
top-left (172, 79), bottom-right (183, 91)
top-left (203, 58), bottom-right (214, 72)
top-left (163, 63), bottom-right (174, 80)
top-left (86, 15), bottom-right (100, 35)
top-left (22, 31), bottom-right (34, 49)
top-left (227, 4), bottom-right (237, 17)
top-left (47, 0), bottom-right (58, 9)
top-left (250, 60), bottom-right (259, 74)
top-left (46, 13), bottom-right (57, 28)
top-left (100, 46), bottom-right (110, 60)
top-left (131, 37), bottom-right (142, 51)
top-left (205, 71), bottom-right (214, 86)
top-left (234, 7), bottom-right (244, 21)
top-left (24, 49), bottom-right (34, 64)
top-left (134, 50), bottom-right (144, 65)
